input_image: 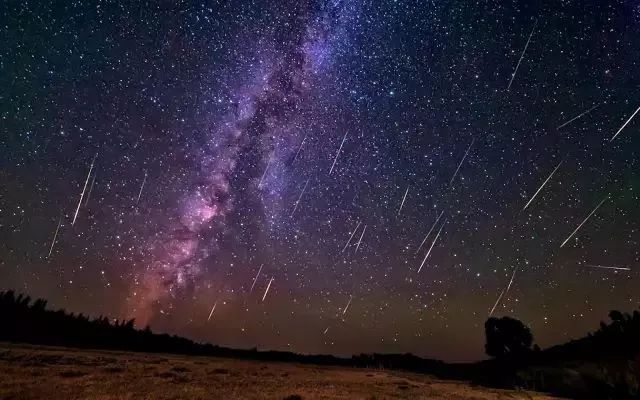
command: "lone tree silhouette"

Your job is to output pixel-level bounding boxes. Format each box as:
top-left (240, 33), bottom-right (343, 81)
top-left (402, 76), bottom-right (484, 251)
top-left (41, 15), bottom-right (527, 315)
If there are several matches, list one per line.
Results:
top-left (485, 316), bottom-right (533, 359)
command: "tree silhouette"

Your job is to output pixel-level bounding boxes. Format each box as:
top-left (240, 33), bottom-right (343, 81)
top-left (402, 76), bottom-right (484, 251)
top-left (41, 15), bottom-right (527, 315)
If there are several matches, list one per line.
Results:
top-left (484, 316), bottom-right (533, 359)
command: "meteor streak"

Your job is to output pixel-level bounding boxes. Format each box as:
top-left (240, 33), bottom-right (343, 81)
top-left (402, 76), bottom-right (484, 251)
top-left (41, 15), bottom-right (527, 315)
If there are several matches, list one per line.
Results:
top-left (397, 185), bottom-right (409, 215)
top-left (354, 224), bottom-right (367, 253)
top-left (489, 289), bottom-right (506, 317)
top-left (250, 264), bottom-right (264, 293)
top-left (258, 157), bottom-right (272, 189)
top-left (136, 171), bottom-right (147, 204)
top-left (207, 302), bottom-right (217, 321)
top-left (72, 153), bottom-right (97, 225)
top-left (416, 211), bottom-right (444, 254)
top-left (47, 217), bottom-right (62, 258)
top-left (329, 132), bottom-right (348, 175)
top-left (342, 295), bottom-right (353, 316)
top-left (489, 267), bottom-right (517, 317)
top-left (584, 264), bottom-right (630, 271)
top-left (560, 195), bottom-right (610, 248)
top-left (293, 135), bottom-right (307, 163)
top-left (610, 105), bottom-right (640, 141)
top-left (342, 221), bottom-right (361, 252)
top-left (557, 103), bottom-right (600, 130)
top-left (290, 179), bottom-right (310, 217)
top-left (450, 138), bottom-right (475, 185)
top-left (522, 158), bottom-right (564, 211)
top-left (262, 277), bottom-right (274, 302)
top-left (507, 19), bottom-right (538, 90)
top-left (85, 171), bottom-right (96, 206)
top-left (417, 221), bottom-right (446, 273)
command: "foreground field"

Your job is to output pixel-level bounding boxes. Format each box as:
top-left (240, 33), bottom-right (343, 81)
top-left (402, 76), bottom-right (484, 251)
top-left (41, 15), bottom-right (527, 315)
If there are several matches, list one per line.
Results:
top-left (0, 343), bottom-right (560, 399)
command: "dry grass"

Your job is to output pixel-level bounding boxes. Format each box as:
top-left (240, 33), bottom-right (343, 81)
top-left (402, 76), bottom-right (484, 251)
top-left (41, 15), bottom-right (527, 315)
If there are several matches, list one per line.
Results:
top-left (0, 343), bottom-right (561, 399)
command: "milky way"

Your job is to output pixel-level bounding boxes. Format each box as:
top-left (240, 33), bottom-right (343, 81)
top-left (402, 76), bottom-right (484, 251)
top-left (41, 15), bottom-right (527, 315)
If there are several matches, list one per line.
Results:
top-left (2, 0), bottom-right (640, 362)
top-left (132, 0), bottom-right (359, 324)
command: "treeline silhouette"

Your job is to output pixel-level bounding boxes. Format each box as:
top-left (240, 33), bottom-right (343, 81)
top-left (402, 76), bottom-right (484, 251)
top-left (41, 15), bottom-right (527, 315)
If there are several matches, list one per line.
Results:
top-left (1, 290), bottom-right (638, 399)
top-left (477, 314), bottom-right (640, 399)
top-left (0, 290), bottom-right (455, 370)
top-left (0, 290), bottom-right (351, 365)
top-left (540, 310), bottom-right (640, 363)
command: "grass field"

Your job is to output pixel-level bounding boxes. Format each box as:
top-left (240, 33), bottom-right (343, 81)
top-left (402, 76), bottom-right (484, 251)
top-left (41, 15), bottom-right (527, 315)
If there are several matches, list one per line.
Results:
top-left (0, 343), bottom-right (561, 399)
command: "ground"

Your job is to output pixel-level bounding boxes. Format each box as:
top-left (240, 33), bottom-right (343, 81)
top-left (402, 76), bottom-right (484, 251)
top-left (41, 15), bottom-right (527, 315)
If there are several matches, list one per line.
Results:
top-left (0, 343), bottom-right (561, 399)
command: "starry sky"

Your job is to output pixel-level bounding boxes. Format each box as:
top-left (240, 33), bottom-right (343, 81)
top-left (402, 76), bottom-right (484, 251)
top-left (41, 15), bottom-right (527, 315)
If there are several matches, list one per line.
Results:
top-left (1, 0), bottom-right (639, 362)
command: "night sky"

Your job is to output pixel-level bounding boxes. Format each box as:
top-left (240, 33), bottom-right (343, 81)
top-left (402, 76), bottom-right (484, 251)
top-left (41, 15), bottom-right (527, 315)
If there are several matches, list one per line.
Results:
top-left (1, 0), bottom-right (639, 362)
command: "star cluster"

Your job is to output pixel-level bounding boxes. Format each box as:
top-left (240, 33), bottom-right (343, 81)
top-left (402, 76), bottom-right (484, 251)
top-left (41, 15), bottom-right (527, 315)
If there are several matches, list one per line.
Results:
top-left (1, 0), bottom-right (639, 361)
